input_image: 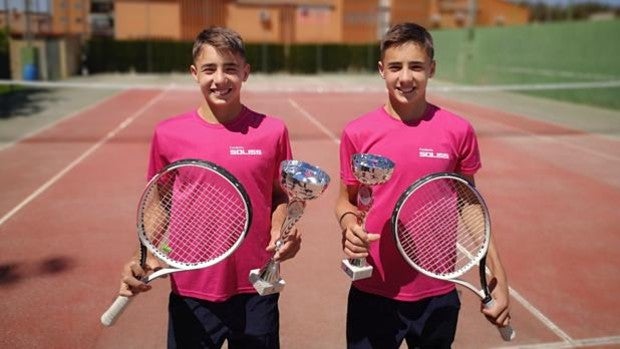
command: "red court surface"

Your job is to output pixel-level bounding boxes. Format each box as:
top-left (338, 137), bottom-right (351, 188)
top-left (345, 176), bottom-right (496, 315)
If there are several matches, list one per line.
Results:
top-left (0, 80), bottom-right (619, 349)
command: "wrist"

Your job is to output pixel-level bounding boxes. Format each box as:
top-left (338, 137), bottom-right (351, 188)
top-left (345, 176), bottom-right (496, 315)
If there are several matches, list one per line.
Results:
top-left (338, 211), bottom-right (359, 230)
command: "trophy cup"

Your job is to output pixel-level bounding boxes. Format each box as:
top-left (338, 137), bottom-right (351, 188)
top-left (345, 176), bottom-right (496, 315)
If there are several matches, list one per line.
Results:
top-left (341, 153), bottom-right (395, 281)
top-left (249, 160), bottom-right (330, 295)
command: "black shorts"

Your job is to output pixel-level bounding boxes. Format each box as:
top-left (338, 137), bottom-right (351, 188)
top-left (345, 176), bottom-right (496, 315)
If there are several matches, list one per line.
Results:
top-left (346, 287), bottom-right (460, 349)
top-left (167, 292), bottom-right (280, 349)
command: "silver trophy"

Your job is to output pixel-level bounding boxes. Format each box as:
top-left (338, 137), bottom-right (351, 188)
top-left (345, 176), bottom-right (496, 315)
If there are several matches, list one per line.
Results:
top-left (341, 153), bottom-right (395, 281)
top-left (250, 160), bottom-right (330, 295)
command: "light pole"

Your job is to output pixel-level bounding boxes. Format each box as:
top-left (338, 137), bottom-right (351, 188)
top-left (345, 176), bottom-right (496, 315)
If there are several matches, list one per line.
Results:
top-left (467, 0), bottom-right (477, 41)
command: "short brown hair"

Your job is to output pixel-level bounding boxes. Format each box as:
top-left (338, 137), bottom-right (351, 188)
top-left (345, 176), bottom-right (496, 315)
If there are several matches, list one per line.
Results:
top-left (380, 22), bottom-right (434, 60)
top-left (192, 27), bottom-right (246, 62)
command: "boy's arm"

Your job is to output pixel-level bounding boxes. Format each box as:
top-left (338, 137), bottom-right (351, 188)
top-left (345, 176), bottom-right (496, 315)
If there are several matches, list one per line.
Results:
top-left (335, 181), bottom-right (379, 258)
top-left (484, 237), bottom-right (511, 326)
top-left (461, 174), bottom-right (511, 326)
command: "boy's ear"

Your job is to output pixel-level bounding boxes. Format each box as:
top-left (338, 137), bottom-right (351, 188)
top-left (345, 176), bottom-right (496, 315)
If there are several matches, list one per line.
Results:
top-left (378, 61), bottom-right (385, 79)
top-left (242, 63), bottom-right (250, 82)
top-left (190, 64), bottom-right (198, 82)
top-left (429, 60), bottom-right (436, 78)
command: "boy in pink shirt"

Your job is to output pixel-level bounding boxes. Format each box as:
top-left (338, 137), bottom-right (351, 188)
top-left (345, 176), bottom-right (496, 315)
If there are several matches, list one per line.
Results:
top-left (116, 27), bottom-right (296, 348)
top-left (335, 22), bottom-right (511, 348)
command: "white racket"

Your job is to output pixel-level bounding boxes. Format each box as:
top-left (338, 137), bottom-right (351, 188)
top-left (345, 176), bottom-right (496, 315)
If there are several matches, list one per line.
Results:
top-left (101, 159), bottom-right (252, 326)
top-left (391, 172), bottom-right (515, 341)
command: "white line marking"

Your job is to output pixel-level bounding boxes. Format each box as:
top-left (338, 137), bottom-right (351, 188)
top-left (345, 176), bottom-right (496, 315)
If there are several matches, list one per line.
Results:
top-left (508, 287), bottom-right (573, 343)
top-left (497, 335), bottom-right (620, 348)
top-left (289, 96), bottom-right (579, 346)
top-left (0, 88), bottom-right (170, 228)
top-left (3, 79), bottom-right (619, 93)
top-left (429, 80), bottom-right (620, 92)
top-left (287, 98), bottom-right (341, 144)
top-left (488, 66), bottom-right (619, 81)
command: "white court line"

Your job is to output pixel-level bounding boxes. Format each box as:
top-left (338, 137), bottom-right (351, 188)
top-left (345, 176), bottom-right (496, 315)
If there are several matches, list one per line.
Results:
top-left (3, 78), bottom-right (619, 93)
top-left (487, 66), bottom-right (619, 81)
top-left (0, 87), bottom-right (171, 228)
top-left (454, 105), bottom-right (620, 163)
top-left (288, 98), bottom-right (579, 347)
top-left (0, 90), bottom-right (124, 152)
top-left (498, 335), bottom-right (620, 349)
top-left (287, 98), bottom-right (340, 144)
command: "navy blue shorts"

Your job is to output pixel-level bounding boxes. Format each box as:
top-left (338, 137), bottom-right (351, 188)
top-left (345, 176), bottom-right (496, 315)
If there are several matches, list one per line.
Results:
top-left (346, 287), bottom-right (460, 349)
top-left (167, 292), bottom-right (280, 349)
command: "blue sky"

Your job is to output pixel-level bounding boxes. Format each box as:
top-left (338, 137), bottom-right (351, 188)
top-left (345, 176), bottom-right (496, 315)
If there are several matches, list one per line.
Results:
top-left (0, 0), bottom-right (50, 12)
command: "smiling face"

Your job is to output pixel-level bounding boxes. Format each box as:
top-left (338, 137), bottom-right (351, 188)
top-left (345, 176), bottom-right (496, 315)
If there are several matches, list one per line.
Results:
top-left (378, 42), bottom-right (435, 115)
top-left (190, 44), bottom-right (249, 112)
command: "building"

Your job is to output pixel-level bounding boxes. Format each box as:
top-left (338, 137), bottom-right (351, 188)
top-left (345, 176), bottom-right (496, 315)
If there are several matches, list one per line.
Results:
top-left (114, 0), bottom-right (529, 43)
top-left (1, 0), bottom-right (91, 80)
top-left (0, 0), bottom-right (90, 38)
top-left (90, 0), bottom-right (114, 37)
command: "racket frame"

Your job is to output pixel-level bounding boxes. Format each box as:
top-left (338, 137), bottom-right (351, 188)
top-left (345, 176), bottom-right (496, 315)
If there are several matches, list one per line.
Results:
top-left (136, 158), bottom-right (252, 272)
top-left (392, 172), bottom-right (491, 298)
top-left (101, 158), bottom-right (252, 326)
top-left (391, 172), bottom-right (515, 341)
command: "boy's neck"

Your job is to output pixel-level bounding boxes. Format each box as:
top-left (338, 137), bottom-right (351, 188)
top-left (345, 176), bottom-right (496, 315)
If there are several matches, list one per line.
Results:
top-left (198, 102), bottom-right (244, 125)
top-left (385, 98), bottom-right (428, 122)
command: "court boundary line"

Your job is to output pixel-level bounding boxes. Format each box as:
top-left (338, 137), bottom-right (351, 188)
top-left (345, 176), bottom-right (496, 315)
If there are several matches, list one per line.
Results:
top-left (2, 78), bottom-right (619, 93)
top-left (0, 87), bottom-right (170, 228)
top-left (433, 97), bottom-right (620, 163)
top-left (498, 335), bottom-right (620, 349)
top-left (287, 98), bottom-right (340, 143)
top-left (287, 96), bottom-right (577, 347)
top-left (487, 65), bottom-right (618, 81)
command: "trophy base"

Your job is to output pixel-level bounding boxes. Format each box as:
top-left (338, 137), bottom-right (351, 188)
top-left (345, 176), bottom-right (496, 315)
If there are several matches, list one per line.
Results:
top-left (341, 259), bottom-right (373, 281)
top-left (249, 269), bottom-right (286, 296)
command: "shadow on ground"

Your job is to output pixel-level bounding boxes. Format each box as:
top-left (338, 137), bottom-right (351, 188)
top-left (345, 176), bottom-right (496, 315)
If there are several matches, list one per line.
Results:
top-left (0, 87), bottom-right (59, 119)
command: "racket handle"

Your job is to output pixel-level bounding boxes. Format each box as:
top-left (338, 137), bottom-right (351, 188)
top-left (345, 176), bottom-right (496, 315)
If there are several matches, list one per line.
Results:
top-left (100, 295), bottom-right (133, 326)
top-left (484, 299), bottom-right (516, 341)
top-left (498, 324), bottom-right (516, 341)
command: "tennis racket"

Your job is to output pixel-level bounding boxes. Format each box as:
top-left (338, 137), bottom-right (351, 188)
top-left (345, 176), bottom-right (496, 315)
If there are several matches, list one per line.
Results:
top-left (100, 159), bottom-right (252, 326)
top-left (391, 172), bottom-right (515, 341)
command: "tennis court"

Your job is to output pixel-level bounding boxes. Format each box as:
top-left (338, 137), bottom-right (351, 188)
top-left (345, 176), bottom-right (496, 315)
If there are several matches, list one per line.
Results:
top-left (0, 73), bottom-right (618, 348)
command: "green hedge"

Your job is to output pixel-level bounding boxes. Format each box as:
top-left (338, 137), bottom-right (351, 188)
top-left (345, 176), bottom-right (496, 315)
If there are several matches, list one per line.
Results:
top-left (85, 38), bottom-right (379, 74)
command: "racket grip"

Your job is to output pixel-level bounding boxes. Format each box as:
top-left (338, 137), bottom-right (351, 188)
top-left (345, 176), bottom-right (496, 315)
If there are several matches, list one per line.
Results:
top-left (484, 299), bottom-right (516, 341)
top-left (100, 295), bottom-right (133, 326)
top-left (498, 324), bottom-right (516, 342)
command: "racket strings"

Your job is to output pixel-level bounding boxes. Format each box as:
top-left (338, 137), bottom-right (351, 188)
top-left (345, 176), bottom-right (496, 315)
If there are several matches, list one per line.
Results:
top-left (141, 168), bottom-right (248, 266)
top-left (397, 179), bottom-right (487, 277)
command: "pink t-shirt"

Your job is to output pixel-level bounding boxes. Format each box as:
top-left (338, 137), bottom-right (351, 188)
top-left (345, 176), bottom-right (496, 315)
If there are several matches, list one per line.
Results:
top-left (340, 104), bottom-right (481, 301)
top-left (148, 106), bottom-right (292, 301)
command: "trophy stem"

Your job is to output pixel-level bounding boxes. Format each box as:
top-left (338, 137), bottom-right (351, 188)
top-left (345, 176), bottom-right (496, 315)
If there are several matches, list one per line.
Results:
top-left (258, 260), bottom-right (281, 284)
top-left (342, 154), bottom-right (395, 281)
top-left (250, 160), bottom-right (330, 296)
top-left (349, 258), bottom-right (367, 267)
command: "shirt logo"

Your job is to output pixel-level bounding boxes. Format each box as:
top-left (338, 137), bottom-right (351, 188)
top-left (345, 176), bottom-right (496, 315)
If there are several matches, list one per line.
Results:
top-left (230, 146), bottom-right (263, 156)
top-left (419, 148), bottom-right (450, 160)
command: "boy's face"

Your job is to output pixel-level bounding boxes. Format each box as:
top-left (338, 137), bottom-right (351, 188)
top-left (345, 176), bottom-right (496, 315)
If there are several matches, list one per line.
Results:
top-left (190, 44), bottom-right (250, 108)
top-left (378, 42), bottom-right (435, 107)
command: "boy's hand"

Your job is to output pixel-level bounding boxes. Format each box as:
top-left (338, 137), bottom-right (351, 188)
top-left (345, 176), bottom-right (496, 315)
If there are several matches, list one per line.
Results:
top-left (267, 228), bottom-right (301, 262)
top-left (481, 277), bottom-right (511, 327)
top-left (341, 224), bottom-right (380, 259)
top-left (118, 256), bottom-right (162, 297)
